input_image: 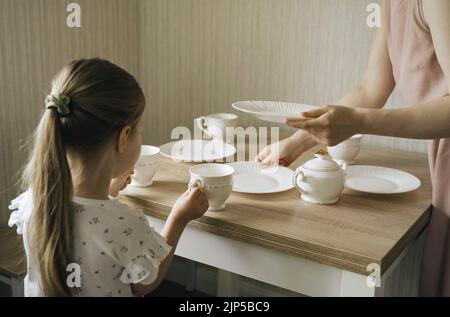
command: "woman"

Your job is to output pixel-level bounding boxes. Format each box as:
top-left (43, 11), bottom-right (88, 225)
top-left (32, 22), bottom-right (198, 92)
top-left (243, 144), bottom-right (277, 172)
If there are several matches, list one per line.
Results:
top-left (256, 0), bottom-right (450, 296)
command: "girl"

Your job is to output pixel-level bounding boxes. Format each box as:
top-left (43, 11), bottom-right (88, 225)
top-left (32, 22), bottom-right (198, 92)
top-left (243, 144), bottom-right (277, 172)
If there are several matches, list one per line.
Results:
top-left (8, 58), bottom-right (209, 297)
top-left (257, 0), bottom-right (450, 296)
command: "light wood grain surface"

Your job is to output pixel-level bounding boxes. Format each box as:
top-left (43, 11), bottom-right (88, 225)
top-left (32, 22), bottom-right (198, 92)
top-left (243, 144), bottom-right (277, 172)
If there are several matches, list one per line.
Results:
top-left (120, 142), bottom-right (431, 275)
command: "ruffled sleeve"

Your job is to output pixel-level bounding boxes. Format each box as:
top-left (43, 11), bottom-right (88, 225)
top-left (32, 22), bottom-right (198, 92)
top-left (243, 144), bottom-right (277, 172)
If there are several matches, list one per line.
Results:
top-left (114, 212), bottom-right (172, 286)
top-left (8, 190), bottom-right (32, 235)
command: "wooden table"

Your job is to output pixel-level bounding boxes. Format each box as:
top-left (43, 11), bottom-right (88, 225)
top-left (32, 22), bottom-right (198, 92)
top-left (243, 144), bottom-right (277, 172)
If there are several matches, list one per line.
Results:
top-left (120, 142), bottom-right (431, 297)
top-left (0, 227), bottom-right (26, 296)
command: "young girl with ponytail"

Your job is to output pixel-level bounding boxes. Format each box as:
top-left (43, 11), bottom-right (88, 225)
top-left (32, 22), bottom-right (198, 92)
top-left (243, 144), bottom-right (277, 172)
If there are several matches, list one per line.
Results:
top-left (8, 58), bottom-right (209, 297)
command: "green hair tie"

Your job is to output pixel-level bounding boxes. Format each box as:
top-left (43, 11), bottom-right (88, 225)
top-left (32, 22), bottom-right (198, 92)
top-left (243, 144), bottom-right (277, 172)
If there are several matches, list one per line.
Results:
top-left (45, 94), bottom-right (71, 116)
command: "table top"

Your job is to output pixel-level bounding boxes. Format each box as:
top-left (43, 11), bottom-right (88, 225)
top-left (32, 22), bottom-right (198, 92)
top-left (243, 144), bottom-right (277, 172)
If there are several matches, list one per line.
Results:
top-left (119, 140), bottom-right (432, 275)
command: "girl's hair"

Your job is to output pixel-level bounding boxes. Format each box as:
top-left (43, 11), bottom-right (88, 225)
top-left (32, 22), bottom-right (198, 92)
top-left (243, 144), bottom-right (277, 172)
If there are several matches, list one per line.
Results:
top-left (22, 58), bottom-right (145, 296)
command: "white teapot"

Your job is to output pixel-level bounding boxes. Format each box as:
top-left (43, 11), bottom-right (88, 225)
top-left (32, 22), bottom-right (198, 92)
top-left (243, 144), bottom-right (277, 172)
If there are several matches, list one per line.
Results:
top-left (293, 151), bottom-right (346, 205)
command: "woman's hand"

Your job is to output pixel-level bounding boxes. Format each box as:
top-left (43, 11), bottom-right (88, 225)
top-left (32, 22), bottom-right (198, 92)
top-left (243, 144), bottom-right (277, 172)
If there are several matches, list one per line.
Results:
top-left (170, 181), bottom-right (209, 225)
top-left (256, 135), bottom-right (304, 168)
top-left (109, 171), bottom-right (133, 197)
top-left (286, 105), bottom-right (364, 146)
top-left (255, 131), bottom-right (317, 168)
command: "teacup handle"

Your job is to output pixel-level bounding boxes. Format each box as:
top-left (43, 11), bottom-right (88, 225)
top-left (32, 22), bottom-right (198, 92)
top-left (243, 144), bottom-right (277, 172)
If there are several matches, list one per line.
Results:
top-left (189, 177), bottom-right (204, 192)
top-left (292, 170), bottom-right (306, 194)
top-left (195, 116), bottom-right (212, 139)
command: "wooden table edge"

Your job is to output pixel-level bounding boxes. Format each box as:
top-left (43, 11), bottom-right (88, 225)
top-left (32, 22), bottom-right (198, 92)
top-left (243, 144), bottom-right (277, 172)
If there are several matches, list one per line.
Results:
top-left (119, 195), bottom-right (388, 275)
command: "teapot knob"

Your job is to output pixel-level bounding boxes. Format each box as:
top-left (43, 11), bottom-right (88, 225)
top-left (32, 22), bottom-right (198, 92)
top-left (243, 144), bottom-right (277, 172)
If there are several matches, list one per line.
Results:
top-left (314, 149), bottom-right (329, 159)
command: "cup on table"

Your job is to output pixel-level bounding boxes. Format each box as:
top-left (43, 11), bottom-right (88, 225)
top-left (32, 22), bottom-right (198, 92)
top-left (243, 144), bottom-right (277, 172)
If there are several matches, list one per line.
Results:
top-left (327, 134), bottom-right (363, 165)
top-left (131, 145), bottom-right (160, 187)
top-left (195, 113), bottom-right (238, 143)
top-left (189, 163), bottom-right (235, 211)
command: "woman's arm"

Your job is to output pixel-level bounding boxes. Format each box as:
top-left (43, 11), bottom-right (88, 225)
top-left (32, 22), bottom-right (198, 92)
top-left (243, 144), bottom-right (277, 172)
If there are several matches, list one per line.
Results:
top-left (257, 24), bottom-right (396, 164)
top-left (363, 0), bottom-right (450, 139)
top-left (287, 0), bottom-right (450, 145)
top-left (337, 0), bottom-right (396, 109)
top-left (257, 2), bottom-right (396, 165)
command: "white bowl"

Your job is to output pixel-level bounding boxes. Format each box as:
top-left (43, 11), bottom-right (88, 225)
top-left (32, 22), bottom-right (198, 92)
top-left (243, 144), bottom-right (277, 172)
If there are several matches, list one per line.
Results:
top-left (327, 135), bottom-right (362, 164)
top-left (137, 145), bottom-right (160, 165)
top-left (340, 134), bottom-right (362, 146)
top-left (131, 145), bottom-right (161, 187)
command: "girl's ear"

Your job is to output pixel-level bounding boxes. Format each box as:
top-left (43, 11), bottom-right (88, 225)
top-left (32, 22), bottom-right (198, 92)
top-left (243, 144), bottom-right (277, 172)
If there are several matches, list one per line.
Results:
top-left (117, 125), bottom-right (132, 153)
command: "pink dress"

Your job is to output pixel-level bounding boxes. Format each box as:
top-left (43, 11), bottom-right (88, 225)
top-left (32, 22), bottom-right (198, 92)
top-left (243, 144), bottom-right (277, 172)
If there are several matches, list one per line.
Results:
top-left (386, 0), bottom-right (450, 296)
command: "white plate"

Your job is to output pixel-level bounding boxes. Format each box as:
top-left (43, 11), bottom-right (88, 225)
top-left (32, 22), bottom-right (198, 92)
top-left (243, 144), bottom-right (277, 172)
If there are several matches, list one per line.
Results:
top-left (226, 161), bottom-right (294, 194)
top-left (159, 140), bottom-right (236, 162)
top-left (345, 165), bottom-right (421, 194)
top-left (232, 100), bottom-right (318, 123)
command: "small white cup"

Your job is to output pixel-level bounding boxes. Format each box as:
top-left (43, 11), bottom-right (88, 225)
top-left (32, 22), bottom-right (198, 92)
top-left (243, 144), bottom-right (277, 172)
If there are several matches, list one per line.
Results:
top-left (131, 145), bottom-right (160, 187)
top-left (189, 163), bottom-right (235, 211)
top-left (327, 134), bottom-right (362, 165)
top-left (195, 113), bottom-right (238, 143)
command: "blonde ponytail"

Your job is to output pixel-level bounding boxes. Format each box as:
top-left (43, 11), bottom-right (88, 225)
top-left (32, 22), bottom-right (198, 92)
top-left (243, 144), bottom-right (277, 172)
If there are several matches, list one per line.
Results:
top-left (24, 108), bottom-right (73, 296)
top-left (22, 58), bottom-right (145, 296)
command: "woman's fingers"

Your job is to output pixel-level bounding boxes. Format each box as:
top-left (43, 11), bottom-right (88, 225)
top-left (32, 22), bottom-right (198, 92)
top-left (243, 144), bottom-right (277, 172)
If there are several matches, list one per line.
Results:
top-left (286, 106), bottom-right (331, 129)
top-left (279, 158), bottom-right (289, 167)
top-left (286, 117), bottom-right (327, 130)
top-left (255, 146), bottom-right (270, 163)
top-left (260, 155), bottom-right (274, 168)
top-left (301, 106), bottom-right (329, 119)
top-left (256, 147), bottom-right (275, 168)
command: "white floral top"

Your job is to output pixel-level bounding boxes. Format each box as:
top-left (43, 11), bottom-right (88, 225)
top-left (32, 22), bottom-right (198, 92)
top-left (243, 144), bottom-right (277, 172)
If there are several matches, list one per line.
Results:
top-left (8, 191), bottom-right (171, 297)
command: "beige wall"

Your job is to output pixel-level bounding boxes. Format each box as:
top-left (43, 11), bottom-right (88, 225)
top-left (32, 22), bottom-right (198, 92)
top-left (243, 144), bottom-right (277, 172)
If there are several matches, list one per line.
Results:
top-left (138, 0), bottom-right (426, 152)
top-left (0, 0), bottom-right (139, 225)
top-left (0, 0), bottom-right (427, 225)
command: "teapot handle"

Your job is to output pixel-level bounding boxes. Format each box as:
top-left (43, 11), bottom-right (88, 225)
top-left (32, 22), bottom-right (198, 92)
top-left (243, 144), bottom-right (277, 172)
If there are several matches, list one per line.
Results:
top-left (292, 170), bottom-right (306, 194)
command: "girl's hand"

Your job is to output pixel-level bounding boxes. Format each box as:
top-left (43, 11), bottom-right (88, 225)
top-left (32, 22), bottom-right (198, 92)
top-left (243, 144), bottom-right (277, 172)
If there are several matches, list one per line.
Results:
top-left (255, 136), bottom-right (306, 168)
top-left (170, 181), bottom-right (209, 225)
top-left (109, 171), bottom-right (133, 197)
top-left (286, 105), bottom-right (364, 146)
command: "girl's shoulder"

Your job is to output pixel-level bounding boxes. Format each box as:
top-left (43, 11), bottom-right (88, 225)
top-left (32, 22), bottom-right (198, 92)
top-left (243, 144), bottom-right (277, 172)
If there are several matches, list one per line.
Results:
top-left (72, 197), bottom-right (149, 231)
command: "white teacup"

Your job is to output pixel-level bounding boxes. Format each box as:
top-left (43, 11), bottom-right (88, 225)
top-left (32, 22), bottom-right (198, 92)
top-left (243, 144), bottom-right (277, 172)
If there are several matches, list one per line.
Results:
top-left (131, 145), bottom-right (160, 187)
top-left (195, 113), bottom-right (238, 143)
top-left (327, 134), bottom-right (362, 165)
top-left (189, 163), bottom-right (235, 211)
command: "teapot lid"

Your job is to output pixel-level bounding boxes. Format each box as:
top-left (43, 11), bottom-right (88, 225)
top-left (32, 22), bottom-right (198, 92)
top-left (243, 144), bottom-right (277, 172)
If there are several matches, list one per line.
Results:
top-left (303, 150), bottom-right (340, 172)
